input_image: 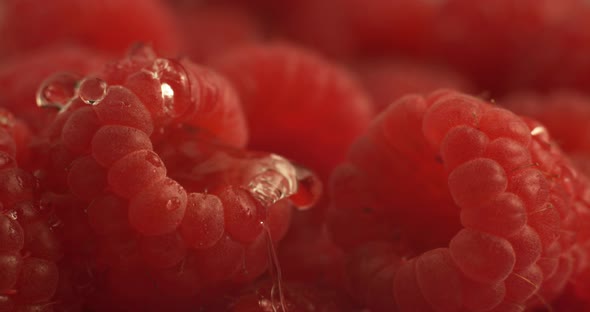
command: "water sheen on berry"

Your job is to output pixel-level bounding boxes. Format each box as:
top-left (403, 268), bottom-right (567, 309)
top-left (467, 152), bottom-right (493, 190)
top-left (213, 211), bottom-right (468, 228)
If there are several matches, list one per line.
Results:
top-left (244, 154), bottom-right (322, 211)
top-left (78, 77), bottom-right (108, 105)
top-left (145, 58), bottom-right (193, 119)
top-left (36, 72), bottom-right (81, 110)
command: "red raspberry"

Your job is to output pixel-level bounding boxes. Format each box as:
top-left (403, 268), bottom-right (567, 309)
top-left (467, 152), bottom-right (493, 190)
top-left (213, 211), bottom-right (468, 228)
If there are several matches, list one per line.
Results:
top-left (35, 47), bottom-right (321, 310)
top-left (210, 43), bottom-right (374, 180)
top-left (0, 46), bottom-right (105, 133)
top-left (328, 90), bottom-right (590, 311)
top-left (354, 59), bottom-right (474, 113)
top-left (101, 46), bottom-right (249, 148)
top-left (0, 0), bottom-right (181, 57)
top-left (0, 110), bottom-right (63, 311)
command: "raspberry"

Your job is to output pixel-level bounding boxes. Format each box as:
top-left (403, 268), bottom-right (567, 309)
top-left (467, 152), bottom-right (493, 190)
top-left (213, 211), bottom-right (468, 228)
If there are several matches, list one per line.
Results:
top-left (102, 46), bottom-right (249, 148)
top-left (34, 48), bottom-right (322, 310)
top-left (210, 43), bottom-right (374, 179)
top-left (0, 111), bottom-right (63, 311)
top-left (179, 193), bottom-right (225, 249)
top-left (328, 89), bottom-right (590, 311)
top-left (0, 0), bottom-right (181, 56)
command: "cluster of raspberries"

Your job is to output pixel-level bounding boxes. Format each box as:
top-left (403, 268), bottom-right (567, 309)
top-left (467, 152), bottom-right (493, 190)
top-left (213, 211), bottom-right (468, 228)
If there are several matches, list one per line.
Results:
top-left (1, 0), bottom-right (590, 311)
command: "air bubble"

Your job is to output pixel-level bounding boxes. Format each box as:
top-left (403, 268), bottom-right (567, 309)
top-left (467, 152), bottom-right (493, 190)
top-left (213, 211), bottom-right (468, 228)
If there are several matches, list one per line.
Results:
top-left (78, 77), bottom-right (108, 105)
top-left (36, 72), bottom-right (81, 109)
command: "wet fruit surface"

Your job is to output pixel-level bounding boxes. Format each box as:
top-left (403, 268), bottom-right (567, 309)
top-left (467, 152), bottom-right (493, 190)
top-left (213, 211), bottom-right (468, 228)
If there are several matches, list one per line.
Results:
top-left (1, 1), bottom-right (590, 311)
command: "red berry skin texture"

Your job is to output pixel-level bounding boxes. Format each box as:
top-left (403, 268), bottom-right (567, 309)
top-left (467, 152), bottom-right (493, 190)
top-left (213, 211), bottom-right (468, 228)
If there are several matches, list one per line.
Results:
top-left (0, 215), bottom-right (24, 252)
top-left (179, 193), bottom-right (225, 249)
top-left (217, 186), bottom-right (264, 244)
top-left (91, 125), bottom-right (153, 167)
top-left (178, 61), bottom-right (249, 148)
top-left (460, 192), bottom-right (527, 238)
top-left (128, 178), bottom-right (187, 236)
top-left (415, 248), bottom-right (463, 311)
top-left (0, 252), bottom-right (21, 291)
top-left (93, 86), bottom-right (154, 136)
top-left (15, 257), bottom-right (59, 304)
top-left (440, 126), bottom-right (489, 171)
top-left (450, 229), bottom-right (515, 284)
top-left (422, 92), bottom-right (482, 148)
top-left (107, 149), bottom-right (167, 199)
top-left (104, 47), bottom-right (250, 148)
top-left (328, 89), bottom-right (590, 311)
top-left (211, 43), bottom-right (374, 179)
top-left (448, 158), bottom-right (508, 209)
top-left (0, 0), bottom-right (181, 56)
top-left (393, 259), bottom-right (433, 312)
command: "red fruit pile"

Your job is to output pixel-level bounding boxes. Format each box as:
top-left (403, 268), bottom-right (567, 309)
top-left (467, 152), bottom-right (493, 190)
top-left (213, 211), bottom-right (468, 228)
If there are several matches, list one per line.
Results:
top-left (0, 1), bottom-right (589, 311)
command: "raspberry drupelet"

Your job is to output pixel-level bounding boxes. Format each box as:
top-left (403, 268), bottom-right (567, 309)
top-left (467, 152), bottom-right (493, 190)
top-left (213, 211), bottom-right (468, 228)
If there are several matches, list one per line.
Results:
top-left (328, 89), bottom-right (590, 311)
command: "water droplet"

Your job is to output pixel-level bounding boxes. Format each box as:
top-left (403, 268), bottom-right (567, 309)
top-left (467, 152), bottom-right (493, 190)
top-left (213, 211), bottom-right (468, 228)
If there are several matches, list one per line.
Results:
top-left (244, 154), bottom-right (322, 211)
top-left (531, 125), bottom-right (547, 137)
top-left (166, 198), bottom-right (182, 211)
top-left (289, 165), bottom-right (323, 210)
top-left (246, 154), bottom-right (298, 208)
top-left (147, 58), bottom-right (193, 118)
top-left (0, 111), bottom-right (14, 128)
top-left (78, 77), bottom-right (108, 105)
top-left (36, 72), bottom-right (81, 109)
